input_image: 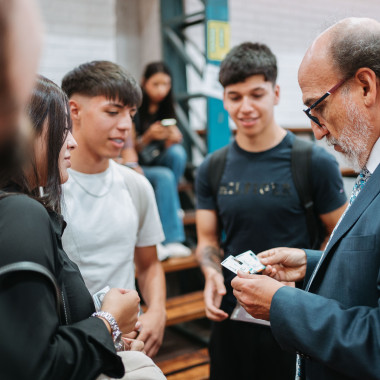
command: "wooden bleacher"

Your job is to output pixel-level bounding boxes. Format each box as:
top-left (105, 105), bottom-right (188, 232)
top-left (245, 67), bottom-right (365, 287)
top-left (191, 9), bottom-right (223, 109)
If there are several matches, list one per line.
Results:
top-left (161, 252), bottom-right (199, 274)
top-left (158, 348), bottom-right (210, 380)
top-left (141, 253), bottom-right (206, 327)
top-left (164, 291), bottom-right (205, 326)
top-left (142, 250), bottom-right (209, 378)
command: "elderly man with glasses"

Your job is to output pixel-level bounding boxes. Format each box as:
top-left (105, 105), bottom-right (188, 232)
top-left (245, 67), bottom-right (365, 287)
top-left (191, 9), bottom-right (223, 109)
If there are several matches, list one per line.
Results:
top-left (232, 17), bottom-right (380, 380)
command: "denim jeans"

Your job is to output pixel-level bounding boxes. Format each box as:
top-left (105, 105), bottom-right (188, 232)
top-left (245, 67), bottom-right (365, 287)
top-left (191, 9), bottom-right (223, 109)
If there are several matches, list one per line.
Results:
top-left (153, 144), bottom-right (187, 185)
top-left (142, 143), bottom-right (187, 244)
top-left (143, 166), bottom-right (185, 244)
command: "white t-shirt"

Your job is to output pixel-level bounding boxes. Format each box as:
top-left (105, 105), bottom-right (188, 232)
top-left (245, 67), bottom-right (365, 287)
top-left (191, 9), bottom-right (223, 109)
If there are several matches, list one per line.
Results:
top-left (62, 160), bottom-right (164, 295)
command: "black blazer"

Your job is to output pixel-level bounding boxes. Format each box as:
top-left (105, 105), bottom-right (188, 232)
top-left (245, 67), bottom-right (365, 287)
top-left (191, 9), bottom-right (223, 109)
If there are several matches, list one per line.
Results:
top-left (0, 194), bottom-right (124, 380)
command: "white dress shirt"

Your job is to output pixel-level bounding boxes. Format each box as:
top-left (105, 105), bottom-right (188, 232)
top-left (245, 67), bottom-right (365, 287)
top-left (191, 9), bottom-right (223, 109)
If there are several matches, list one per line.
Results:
top-left (366, 137), bottom-right (380, 174)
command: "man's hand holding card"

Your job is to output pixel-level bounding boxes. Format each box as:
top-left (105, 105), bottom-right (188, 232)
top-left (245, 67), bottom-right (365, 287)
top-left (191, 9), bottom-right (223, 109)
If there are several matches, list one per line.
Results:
top-left (221, 250), bottom-right (266, 275)
top-left (224, 250), bottom-right (284, 322)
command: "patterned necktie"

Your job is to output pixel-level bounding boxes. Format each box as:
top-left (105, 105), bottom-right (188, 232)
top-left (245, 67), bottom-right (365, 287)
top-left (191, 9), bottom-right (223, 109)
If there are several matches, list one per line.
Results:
top-left (349, 166), bottom-right (371, 205)
top-left (295, 166), bottom-right (371, 380)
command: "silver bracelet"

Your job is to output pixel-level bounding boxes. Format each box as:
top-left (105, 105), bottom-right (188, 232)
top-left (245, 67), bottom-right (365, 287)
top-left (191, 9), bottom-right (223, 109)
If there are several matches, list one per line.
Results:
top-left (92, 311), bottom-right (124, 351)
top-left (123, 161), bottom-right (139, 169)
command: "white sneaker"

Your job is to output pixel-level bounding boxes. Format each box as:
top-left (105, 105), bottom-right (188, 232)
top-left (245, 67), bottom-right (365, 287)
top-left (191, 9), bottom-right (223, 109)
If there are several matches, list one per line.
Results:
top-left (178, 208), bottom-right (185, 219)
top-left (156, 243), bottom-right (170, 261)
top-left (164, 242), bottom-right (192, 258)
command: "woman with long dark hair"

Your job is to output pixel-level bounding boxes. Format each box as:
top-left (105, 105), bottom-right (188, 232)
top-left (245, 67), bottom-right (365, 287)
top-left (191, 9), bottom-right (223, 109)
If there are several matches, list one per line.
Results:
top-left (0, 76), bottom-right (143, 379)
top-left (125, 62), bottom-right (190, 259)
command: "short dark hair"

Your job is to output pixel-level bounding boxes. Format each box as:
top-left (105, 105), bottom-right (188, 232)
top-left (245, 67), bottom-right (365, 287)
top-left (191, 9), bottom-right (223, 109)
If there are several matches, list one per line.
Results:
top-left (61, 60), bottom-right (142, 107)
top-left (219, 42), bottom-right (277, 87)
top-left (330, 24), bottom-right (380, 80)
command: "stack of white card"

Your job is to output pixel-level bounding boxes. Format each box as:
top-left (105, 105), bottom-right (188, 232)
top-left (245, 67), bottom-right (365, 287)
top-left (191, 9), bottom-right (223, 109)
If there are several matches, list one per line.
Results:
top-left (92, 286), bottom-right (110, 311)
top-left (221, 250), bottom-right (265, 274)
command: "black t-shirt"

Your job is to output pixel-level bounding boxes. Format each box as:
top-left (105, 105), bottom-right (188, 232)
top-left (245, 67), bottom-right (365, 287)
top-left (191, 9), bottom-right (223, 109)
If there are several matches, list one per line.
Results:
top-left (196, 132), bottom-right (347, 313)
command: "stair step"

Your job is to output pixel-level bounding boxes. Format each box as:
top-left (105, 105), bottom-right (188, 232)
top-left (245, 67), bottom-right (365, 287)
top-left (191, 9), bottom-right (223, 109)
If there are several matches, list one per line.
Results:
top-left (161, 253), bottom-right (199, 273)
top-left (157, 348), bottom-right (210, 379)
top-left (183, 210), bottom-right (196, 225)
top-left (166, 364), bottom-right (209, 380)
top-left (178, 182), bottom-right (194, 192)
top-left (165, 290), bottom-right (206, 326)
top-left (141, 290), bottom-right (206, 326)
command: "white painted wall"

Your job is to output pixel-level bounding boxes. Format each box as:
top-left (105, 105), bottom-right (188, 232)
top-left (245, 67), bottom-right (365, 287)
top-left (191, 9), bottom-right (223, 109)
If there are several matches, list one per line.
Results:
top-left (38, 0), bottom-right (117, 85)
top-left (116, 0), bottom-right (161, 81)
top-left (229, 0), bottom-right (380, 127)
top-left (37, 0), bottom-right (161, 86)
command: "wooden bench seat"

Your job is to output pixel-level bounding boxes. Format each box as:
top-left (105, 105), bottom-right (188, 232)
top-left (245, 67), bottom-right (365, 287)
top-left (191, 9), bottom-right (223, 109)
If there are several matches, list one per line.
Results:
top-left (183, 210), bottom-right (196, 225)
top-left (157, 348), bottom-right (210, 379)
top-left (165, 290), bottom-right (206, 326)
top-left (142, 290), bottom-right (206, 326)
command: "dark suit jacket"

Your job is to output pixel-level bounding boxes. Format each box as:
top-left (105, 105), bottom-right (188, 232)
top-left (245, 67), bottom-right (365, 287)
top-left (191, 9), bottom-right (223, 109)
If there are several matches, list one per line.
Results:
top-left (270, 164), bottom-right (380, 380)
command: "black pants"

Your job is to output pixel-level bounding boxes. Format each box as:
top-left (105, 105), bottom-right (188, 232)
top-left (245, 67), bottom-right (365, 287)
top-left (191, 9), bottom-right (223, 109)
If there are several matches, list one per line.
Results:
top-left (209, 319), bottom-right (296, 380)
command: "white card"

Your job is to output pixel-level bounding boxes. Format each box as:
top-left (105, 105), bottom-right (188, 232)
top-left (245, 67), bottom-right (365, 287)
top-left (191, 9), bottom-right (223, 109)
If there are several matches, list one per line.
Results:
top-left (221, 250), bottom-right (265, 274)
top-left (92, 286), bottom-right (110, 311)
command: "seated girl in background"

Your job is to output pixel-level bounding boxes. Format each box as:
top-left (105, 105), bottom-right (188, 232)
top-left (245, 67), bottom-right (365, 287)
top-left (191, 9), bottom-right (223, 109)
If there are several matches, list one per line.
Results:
top-left (122, 61), bottom-right (191, 259)
top-left (0, 76), bottom-right (164, 380)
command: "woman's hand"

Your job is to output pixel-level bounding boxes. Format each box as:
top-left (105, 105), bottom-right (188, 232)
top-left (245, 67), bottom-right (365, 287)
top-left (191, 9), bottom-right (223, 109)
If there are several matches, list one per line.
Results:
top-left (165, 125), bottom-right (183, 147)
top-left (143, 121), bottom-right (170, 144)
top-left (101, 288), bottom-right (140, 334)
top-left (122, 337), bottom-right (145, 353)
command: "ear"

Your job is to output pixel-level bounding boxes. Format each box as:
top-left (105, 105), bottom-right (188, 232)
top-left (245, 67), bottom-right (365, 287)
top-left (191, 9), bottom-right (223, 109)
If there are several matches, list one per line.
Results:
top-left (69, 99), bottom-right (81, 121)
top-left (273, 84), bottom-right (280, 105)
top-left (354, 67), bottom-right (378, 108)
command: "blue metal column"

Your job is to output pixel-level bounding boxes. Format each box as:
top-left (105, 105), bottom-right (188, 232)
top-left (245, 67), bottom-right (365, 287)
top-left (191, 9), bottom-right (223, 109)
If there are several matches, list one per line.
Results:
top-left (205, 0), bottom-right (230, 152)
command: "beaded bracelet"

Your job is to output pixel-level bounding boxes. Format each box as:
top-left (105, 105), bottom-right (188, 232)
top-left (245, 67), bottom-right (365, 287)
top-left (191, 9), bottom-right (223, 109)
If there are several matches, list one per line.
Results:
top-left (92, 311), bottom-right (124, 351)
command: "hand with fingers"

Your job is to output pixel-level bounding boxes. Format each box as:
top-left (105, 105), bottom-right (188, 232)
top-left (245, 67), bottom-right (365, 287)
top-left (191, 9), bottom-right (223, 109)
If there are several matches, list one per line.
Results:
top-left (122, 337), bottom-right (145, 353)
top-left (258, 247), bottom-right (307, 283)
top-left (100, 288), bottom-right (141, 334)
top-left (133, 309), bottom-right (166, 358)
top-left (203, 268), bottom-right (229, 321)
top-left (231, 271), bottom-right (284, 321)
top-left (145, 121), bottom-right (170, 142)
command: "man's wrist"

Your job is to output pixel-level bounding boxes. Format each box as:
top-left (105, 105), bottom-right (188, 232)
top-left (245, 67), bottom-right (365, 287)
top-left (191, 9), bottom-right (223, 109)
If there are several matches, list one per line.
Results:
top-left (145, 304), bottom-right (166, 312)
top-left (203, 265), bottom-right (222, 278)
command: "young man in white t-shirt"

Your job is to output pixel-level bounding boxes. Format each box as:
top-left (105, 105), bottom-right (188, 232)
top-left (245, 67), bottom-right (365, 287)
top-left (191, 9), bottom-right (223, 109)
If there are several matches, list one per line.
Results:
top-left (61, 61), bottom-right (166, 357)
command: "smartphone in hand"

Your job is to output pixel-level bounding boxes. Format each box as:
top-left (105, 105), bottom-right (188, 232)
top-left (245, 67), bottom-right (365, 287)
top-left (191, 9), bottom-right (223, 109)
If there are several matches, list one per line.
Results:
top-left (161, 118), bottom-right (176, 127)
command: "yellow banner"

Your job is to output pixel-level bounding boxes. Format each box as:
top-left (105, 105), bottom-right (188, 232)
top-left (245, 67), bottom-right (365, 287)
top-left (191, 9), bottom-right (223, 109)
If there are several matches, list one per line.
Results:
top-left (207, 20), bottom-right (230, 61)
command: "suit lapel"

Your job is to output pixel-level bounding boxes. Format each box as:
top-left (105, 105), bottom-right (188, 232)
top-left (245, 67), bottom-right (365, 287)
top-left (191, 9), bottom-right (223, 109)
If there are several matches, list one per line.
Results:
top-left (307, 164), bottom-right (380, 290)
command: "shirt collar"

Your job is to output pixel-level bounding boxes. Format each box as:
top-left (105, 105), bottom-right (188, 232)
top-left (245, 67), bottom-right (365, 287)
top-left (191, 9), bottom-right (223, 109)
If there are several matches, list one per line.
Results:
top-left (366, 137), bottom-right (380, 174)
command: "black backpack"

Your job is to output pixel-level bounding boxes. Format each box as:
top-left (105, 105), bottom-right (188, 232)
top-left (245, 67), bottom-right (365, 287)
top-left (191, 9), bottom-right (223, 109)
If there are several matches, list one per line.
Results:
top-left (207, 137), bottom-right (325, 250)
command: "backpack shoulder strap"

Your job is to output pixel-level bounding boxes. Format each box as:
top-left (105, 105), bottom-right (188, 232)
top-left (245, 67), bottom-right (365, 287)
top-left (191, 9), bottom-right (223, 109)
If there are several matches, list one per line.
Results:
top-left (291, 137), bottom-right (320, 249)
top-left (207, 145), bottom-right (229, 202)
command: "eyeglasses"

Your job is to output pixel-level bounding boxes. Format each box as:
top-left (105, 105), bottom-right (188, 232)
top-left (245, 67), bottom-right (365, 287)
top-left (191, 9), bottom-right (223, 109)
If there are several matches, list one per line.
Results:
top-left (303, 78), bottom-right (347, 128)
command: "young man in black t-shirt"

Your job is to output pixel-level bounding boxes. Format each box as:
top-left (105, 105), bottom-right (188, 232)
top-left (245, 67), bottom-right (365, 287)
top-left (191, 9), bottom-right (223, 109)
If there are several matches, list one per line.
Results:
top-left (195, 42), bottom-right (348, 380)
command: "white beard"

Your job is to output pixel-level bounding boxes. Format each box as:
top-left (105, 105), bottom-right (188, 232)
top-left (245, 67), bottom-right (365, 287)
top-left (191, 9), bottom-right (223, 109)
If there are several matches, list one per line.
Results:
top-left (326, 98), bottom-right (372, 172)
